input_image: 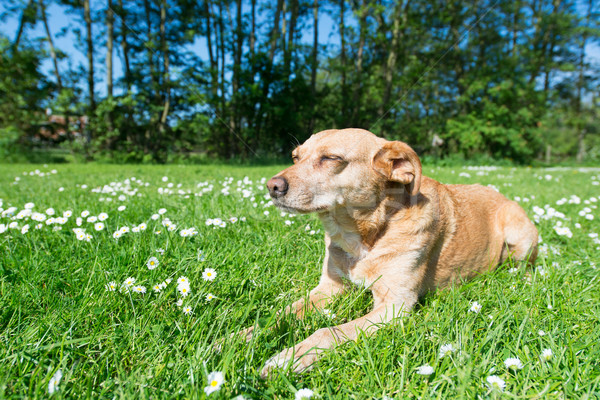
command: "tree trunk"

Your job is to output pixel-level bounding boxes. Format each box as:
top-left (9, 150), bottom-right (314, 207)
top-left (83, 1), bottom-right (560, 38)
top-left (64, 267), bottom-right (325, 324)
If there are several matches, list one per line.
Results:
top-left (13, 0), bottom-right (35, 50)
top-left (106, 0), bottom-right (114, 99)
top-left (285, 0), bottom-right (298, 78)
top-left (159, 0), bottom-right (170, 131)
top-left (205, 0), bottom-right (218, 97)
top-left (40, 0), bottom-right (62, 91)
top-left (576, 0), bottom-right (592, 163)
top-left (118, 0), bottom-right (131, 92)
top-left (339, 0), bottom-right (348, 126)
top-left (268, 0), bottom-right (284, 63)
top-left (83, 0), bottom-right (95, 114)
top-left (351, 0), bottom-right (367, 126)
top-left (308, 0), bottom-right (319, 133)
top-left (250, 0), bottom-right (256, 56)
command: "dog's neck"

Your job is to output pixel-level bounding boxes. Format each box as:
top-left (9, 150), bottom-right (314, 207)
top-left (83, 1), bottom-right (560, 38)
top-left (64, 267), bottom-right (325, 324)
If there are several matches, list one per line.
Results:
top-left (318, 185), bottom-right (413, 257)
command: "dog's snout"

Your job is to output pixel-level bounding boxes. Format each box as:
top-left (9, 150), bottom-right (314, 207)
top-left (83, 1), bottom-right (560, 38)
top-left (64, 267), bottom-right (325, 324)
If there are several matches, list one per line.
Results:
top-left (267, 176), bottom-right (289, 198)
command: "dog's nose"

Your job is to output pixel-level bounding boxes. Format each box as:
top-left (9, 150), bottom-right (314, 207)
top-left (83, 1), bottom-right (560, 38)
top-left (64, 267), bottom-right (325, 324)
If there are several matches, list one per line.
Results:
top-left (267, 176), bottom-right (289, 198)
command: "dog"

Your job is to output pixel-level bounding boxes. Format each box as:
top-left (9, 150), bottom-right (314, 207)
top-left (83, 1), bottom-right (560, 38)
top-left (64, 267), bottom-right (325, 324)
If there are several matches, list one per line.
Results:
top-left (254, 128), bottom-right (538, 377)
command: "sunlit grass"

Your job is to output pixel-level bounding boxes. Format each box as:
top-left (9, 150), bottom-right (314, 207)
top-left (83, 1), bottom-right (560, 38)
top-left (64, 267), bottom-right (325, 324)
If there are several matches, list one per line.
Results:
top-left (0, 163), bottom-right (599, 399)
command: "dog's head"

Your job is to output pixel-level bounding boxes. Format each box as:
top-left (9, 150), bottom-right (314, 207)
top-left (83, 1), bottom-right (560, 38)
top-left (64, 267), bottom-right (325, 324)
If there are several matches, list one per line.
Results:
top-left (267, 129), bottom-right (422, 214)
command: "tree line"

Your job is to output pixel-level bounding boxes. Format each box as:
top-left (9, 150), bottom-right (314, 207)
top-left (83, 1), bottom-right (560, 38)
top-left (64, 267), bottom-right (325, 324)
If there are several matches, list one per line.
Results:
top-left (1, 0), bottom-right (599, 163)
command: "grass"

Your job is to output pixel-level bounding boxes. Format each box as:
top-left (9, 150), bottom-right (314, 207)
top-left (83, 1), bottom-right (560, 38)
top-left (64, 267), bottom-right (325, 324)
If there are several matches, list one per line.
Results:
top-left (0, 163), bottom-right (599, 399)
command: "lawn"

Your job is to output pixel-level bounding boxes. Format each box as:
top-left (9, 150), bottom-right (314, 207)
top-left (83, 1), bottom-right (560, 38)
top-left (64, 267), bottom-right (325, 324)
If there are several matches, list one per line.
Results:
top-left (1, 163), bottom-right (599, 399)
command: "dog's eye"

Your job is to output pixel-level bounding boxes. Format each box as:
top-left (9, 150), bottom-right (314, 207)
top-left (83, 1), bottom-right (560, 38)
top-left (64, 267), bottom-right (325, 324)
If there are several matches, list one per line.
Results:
top-left (321, 155), bottom-right (343, 162)
top-left (292, 155), bottom-right (299, 163)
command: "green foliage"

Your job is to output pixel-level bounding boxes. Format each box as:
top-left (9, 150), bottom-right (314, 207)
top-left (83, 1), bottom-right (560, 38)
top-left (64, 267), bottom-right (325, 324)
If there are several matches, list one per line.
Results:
top-left (0, 0), bottom-right (599, 163)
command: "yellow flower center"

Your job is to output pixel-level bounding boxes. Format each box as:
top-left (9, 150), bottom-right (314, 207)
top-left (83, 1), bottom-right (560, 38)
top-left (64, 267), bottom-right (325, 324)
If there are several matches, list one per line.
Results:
top-left (150, 261), bottom-right (155, 265)
top-left (211, 380), bottom-right (218, 387)
top-left (207, 273), bottom-right (212, 276)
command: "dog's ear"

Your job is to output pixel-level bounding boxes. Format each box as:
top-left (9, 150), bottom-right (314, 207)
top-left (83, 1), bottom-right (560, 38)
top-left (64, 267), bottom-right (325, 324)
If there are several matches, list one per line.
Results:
top-left (372, 141), bottom-right (422, 196)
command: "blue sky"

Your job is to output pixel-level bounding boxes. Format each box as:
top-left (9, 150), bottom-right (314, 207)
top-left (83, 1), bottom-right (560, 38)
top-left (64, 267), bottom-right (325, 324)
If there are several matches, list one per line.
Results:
top-left (1, 0), bottom-right (598, 99)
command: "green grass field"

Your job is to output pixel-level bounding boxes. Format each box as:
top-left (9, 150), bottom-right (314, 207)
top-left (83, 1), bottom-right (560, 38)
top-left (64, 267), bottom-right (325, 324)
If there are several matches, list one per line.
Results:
top-left (1, 163), bottom-right (599, 399)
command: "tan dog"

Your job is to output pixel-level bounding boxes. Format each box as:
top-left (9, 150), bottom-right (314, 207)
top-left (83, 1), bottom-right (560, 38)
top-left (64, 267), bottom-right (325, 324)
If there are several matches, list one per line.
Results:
top-left (256, 128), bottom-right (537, 377)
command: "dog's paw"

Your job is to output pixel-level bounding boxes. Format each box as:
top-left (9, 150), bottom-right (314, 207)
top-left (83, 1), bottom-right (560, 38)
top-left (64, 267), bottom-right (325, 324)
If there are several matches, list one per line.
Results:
top-left (260, 347), bottom-right (317, 379)
top-left (260, 350), bottom-right (294, 379)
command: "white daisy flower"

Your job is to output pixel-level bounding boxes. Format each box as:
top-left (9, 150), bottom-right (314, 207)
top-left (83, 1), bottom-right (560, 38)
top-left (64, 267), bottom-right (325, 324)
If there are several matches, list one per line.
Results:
top-left (153, 284), bottom-right (162, 293)
top-left (469, 301), bottom-right (482, 313)
top-left (46, 208), bottom-right (55, 216)
top-left (133, 285), bottom-right (146, 294)
top-left (322, 309), bottom-right (336, 319)
top-left (416, 364), bottom-right (434, 375)
top-left (81, 210), bottom-right (90, 218)
top-left (486, 375), bottom-right (505, 391)
top-left (206, 293), bottom-right (215, 301)
top-left (123, 277), bottom-right (136, 287)
top-left (177, 276), bottom-right (188, 285)
top-left (98, 212), bottom-right (108, 221)
top-left (540, 348), bottom-right (553, 361)
top-left (156, 248), bottom-right (165, 254)
top-left (48, 369), bottom-right (62, 394)
top-left (94, 222), bottom-right (105, 231)
top-left (202, 268), bottom-right (217, 281)
top-left (151, 214), bottom-right (159, 220)
top-left (113, 231), bottom-right (122, 239)
top-left (87, 216), bottom-right (97, 223)
top-left (147, 257), bottom-right (159, 270)
top-left (439, 343), bottom-right (456, 358)
top-left (183, 305), bottom-right (193, 315)
top-left (158, 208), bottom-right (167, 214)
top-left (105, 281), bottom-right (117, 291)
top-left (203, 371), bottom-right (224, 395)
top-left (295, 388), bottom-right (314, 400)
top-left (118, 205), bottom-right (126, 212)
top-left (138, 223), bottom-right (147, 231)
top-left (504, 357), bottom-right (523, 370)
top-left (178, 282), bottom-right (191, 297)
top-left (176, 299), bottom-right (183, 307)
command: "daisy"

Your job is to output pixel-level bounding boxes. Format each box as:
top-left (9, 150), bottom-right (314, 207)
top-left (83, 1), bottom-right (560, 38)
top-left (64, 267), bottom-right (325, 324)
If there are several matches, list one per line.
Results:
top-left (94, 222), bottom-right (104, 231)
top-left (153, 284), bottom-right (162, 293)
top-left (206, 293), bottom-right (215, 301)
top-left (48, 369), bottom-right (62, 394)
top-left (46, 208), bottom-right (55, 216)
top-left (105, 281), bottom-right (117, 291)
top-left (540, 348), bottom-right (553, 361)
top-left (469, 301), bottom-right (482, 313)
top-left (416, 364), bottom-right (434, 375)
top-left (177, 276), bottom-right (189, 285)
top-left (81, 210), bottom-right (90, 218)
top-left (113, 231), bottom-right (122, 239)
top-left (118, 205), bottom-right (126, 211)
top-left (504, 357), bottom-right (523, 370)
top-left (87, 216), bottom-right (97, 223)
top-left (486, 375), bottom-right (505, 391)
top-left (158, 208), bottom-right (167, 214)
top-left (176, 299), bottom-right (183, 307)
top-left (295, 388), bottom-right (314, 400)
top-left (178, 282), bottom-right (191, 297)
top-left (322, 309), bottom-right (336, 319)
top-left (439, 343), bottom-right (456, 358)
top-left (156, 248), bottom-right (165, 255)
top-left (147, 257), bottom-right (159, 270)
top-left (203, 371), bottom-right (224, 395)
top-left (202, 268), bottom-right (217, 281)
top-left (133, 285), bottom-right (147, 294)
top-left (98, 212), bottom-right (108, 221)
top-left (151, 214), bottom-right (159, 220)
top-left (183, 305), bottom-right (193, 315)
top-left (138, 223), bottom-right (147, 231)
top-left (124, 277), bottom-right (136, 287)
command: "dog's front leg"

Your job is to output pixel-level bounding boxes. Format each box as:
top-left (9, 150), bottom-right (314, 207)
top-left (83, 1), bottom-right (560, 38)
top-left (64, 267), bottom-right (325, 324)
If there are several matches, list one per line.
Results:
top-left (260, 282), bottom-right (418, 378)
